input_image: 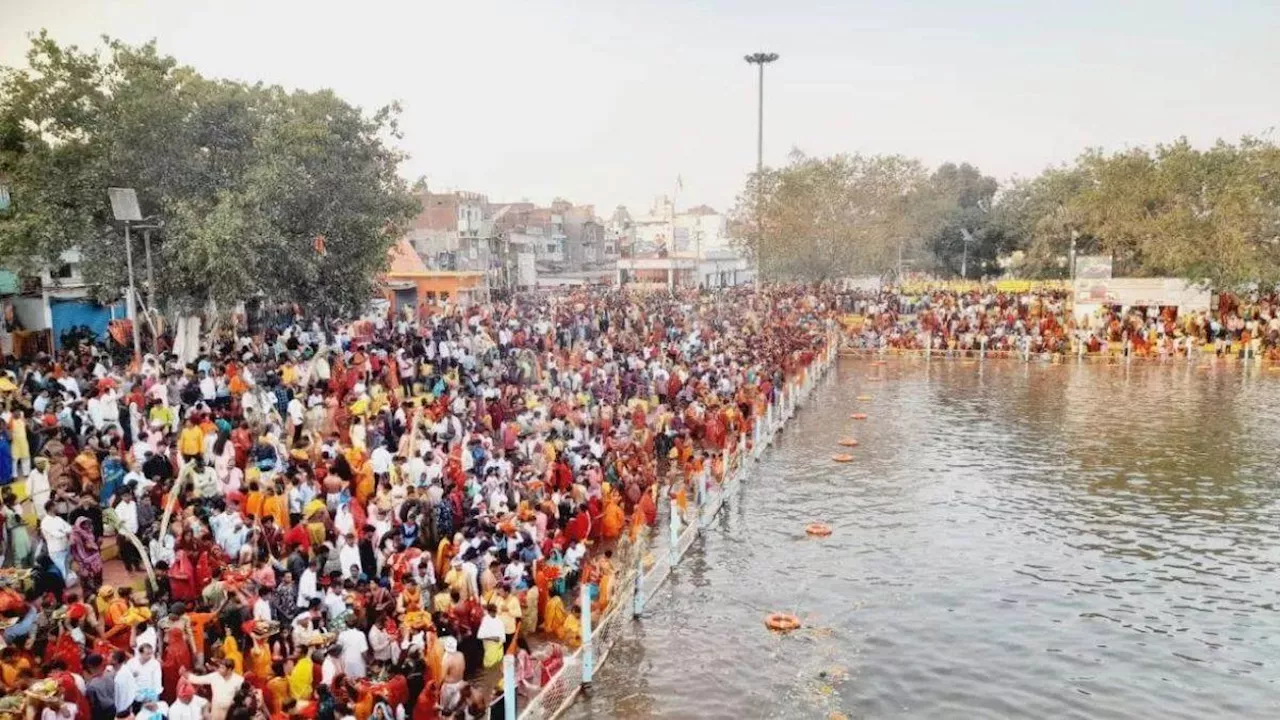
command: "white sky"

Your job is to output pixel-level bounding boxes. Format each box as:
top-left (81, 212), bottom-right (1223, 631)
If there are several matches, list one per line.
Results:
top-left (4, 0), bottom-right (1279, 216)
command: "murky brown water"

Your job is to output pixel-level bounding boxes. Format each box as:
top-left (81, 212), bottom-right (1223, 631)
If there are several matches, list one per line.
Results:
top-left (568, 358), bottom-right (1280, 719)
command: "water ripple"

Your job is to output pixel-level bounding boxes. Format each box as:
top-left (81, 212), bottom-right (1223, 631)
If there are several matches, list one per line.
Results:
top-left (571, 360), bottom-right (1280, 719)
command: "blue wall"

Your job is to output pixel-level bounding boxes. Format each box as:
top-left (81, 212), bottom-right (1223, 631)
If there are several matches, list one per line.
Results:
top-left (50, 298), bottom-right (126, 349)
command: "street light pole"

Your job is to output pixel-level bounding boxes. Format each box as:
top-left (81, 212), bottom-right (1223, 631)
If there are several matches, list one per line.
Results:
top-left (745, 52), bottom-right (778, 295)
top-left (124, 221), bottom-right (141, 359)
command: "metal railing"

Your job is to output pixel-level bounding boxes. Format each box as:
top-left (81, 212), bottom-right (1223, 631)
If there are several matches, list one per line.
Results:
top-left (512, 330), bottom-right (840, 720)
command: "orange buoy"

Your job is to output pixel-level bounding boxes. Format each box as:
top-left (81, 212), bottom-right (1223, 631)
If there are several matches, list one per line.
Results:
top-left (837, 439), bottom-right (859, 447)
top-left (856, 395), bottom-right (872, 401)
top-left (849, 413), bottom-right (868, 420)
top-left (831, 453), bottom-right (854, 463)
top-left (805, 522), bottom-right (832, 536)
top-left (765, 612), bottom-right (801, 632)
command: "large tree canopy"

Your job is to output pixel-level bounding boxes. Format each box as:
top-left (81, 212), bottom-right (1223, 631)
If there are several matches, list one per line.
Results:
top-left (732, 137), bottom-right (1280, 289)
top-left (0, 33), bottom-right (418, 314)
top-left (730, 151), bottom-right (925, 281)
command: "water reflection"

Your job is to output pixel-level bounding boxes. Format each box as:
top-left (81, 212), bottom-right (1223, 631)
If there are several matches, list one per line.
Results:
top-left (570, 359), bottom-right (1280, 720)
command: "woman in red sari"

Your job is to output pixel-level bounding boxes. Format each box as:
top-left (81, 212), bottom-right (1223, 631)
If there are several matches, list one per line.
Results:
top-left (161, 615), bottom-right (196, 701)
top-left (169, 548), bottom-right (199, 602)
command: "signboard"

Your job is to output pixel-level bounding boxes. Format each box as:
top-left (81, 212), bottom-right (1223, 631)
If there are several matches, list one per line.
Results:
top-left (1074, 255), bottom-right (1113, 280)
top-left (516, 251), bottom-right (536, 288)
top-left (1071, 277), bottom-right (1210, 319)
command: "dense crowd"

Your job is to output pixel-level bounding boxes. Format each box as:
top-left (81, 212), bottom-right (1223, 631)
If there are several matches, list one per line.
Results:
top-left (836, 288), bottom-right (1280, 359)
top-left (0, 287), bottom-right (834, 720)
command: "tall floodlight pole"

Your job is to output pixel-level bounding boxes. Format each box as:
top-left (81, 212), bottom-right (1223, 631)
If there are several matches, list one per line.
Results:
top-left (108, 187), bottom-right (143, 360)
top-left (745, 52), bottom-right (778, 295)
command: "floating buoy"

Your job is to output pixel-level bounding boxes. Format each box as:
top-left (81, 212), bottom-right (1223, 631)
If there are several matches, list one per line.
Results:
top-left (765, 612), bottom-right (802, 632)
top-left (1197, 365), bottom-right (1211, 370)
top-left (849, 413), bottom-right (868, 420)
top-left (856, 395), bottom-right (872, 401)
top-left (962, 361), bottom-right (976, 366)
top-left (871, 361), bottom-right (886, 367)
top-left (837, 439), bottom-right (859, 447)
top-left (806, 523), bottom-right (832, 536)
top-left (831, 454), bottom-right (854, 463)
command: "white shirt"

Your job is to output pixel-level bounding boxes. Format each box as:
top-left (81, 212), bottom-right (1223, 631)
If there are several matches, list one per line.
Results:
top-left (324, 590), bottom-right (347, 619)
top-left (116, 499), bottom-right (139, 534)
top-left (339, 542), bottom-right (362, 580)
top-left (253, 597), bottom-right (273, 622)
top-left (114, 661), bottom-right (138, 712)
top-left (40, 515), bottom-right (73, 554)
top-left (168, 697), bottom-right (207, 720)
top-left (370, 446), bottom-right (392, 475)
top-left (187, 672), bottom-right (242, 720)
top-left (133, 626), bottom-right (158, 654)
top-left (338, 627), bottom-right (369, 678)
top-left (27, 468), bottom-right (51, 518)
top-left (124, 656), bottom-right (163, 695)
top-left (297, 568), bottom-right (320, 607)
top-left (477, 614), bottom-right (505, 643)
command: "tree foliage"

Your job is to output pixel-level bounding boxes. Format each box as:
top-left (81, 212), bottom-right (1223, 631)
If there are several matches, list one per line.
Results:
top-left (732, 137), bottom-right (1280, 288)
top-left (730, 150), bottom-right (925, 281)
top-left (0, 32), bottom-right (418, 314)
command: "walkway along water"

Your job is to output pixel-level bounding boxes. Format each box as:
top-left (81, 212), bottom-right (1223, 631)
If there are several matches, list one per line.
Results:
top-left (511, 330), bottom-right (841, 719)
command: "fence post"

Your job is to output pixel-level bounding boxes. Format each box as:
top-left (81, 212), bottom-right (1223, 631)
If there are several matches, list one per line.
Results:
top-left (980, 335), bottom-right (987, 362)
top-left (926, 334), bottom-right (932, 364)
top-left (580, 582), bottom-right (594, 687)
top-left (669, 499), bottom-right (680, 563)
top-left (502, 654), bottom-right (516, 720)
top-left (632, 549), bottom-right (644, 618)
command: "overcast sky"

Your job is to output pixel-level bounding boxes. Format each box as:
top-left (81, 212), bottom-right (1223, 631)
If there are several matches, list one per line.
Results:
top-left (4, 0), bottom-right (1279, 216)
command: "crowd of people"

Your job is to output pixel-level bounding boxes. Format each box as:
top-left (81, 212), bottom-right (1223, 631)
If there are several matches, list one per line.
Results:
top-left (836, 287), bottom-right (1280, 359)
top-left (0, 286), bottom-right (834, 720)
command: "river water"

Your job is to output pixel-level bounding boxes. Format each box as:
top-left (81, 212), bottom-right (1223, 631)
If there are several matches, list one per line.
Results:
top-left (568, 358), bottom-right (1280, 719)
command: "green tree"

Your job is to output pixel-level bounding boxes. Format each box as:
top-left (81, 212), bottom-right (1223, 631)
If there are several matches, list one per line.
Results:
top-left (0, 33), bottom-right (418, 315)
top-left (911, 162), bottom-right (1012, 278)
top-left (730, 151), bottom-right (925, 282)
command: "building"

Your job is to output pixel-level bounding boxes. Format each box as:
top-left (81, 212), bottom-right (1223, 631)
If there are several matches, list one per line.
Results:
top-left (615, 197), bottom-right (752, 289)
top-left (405, 189), bottom-right (490, 273)
top-left (381, 238), bottom-right (484, 314)
top-left (615, 255), bottom-right (699, 291)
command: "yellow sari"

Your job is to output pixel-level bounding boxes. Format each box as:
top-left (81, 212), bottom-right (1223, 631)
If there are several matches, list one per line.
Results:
top-left (289, 655), bottom-right (314, 700)
top-left (222, 635), bottom-right (244, 675)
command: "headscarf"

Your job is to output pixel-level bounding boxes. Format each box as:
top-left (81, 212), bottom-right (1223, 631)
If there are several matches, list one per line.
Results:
top-left (71, 516), bottom-right (103, 578)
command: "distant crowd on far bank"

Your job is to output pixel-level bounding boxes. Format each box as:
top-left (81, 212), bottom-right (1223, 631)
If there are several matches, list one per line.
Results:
top-left (835, 286), bottom-right (1280, 361)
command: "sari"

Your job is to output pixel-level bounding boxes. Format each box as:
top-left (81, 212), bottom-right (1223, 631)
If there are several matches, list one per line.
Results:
top-left (161, 621), bottom-right (194, 701)
top-left (289, 654), bottom-right (314, 701)
top-left (70, 516), bottom-right (103, 587)
top-left (222, 634), bottom-right (245, 674)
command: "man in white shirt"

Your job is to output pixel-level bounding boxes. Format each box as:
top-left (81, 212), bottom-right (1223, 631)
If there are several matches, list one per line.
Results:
top-left (297, 561), bottom-right (321, 608)
top-left (323, 584), bottom-right (347, 620)
top-left (167, 683), bottom-right (207, 720)
top-left (186, 659), bottom-right (243, 720)
top-left (39, 506), bottom-right (74, 579)
top-left (337, 623), bottom-right (370, 679)
top-left (113, 650), bottom-right (138, 714)
top-left (123, 643), bottom-right (163, 700)
top-left (338, 534), bottom-right (362, 581)
top-left (249, 585), bottom-right (272, 623)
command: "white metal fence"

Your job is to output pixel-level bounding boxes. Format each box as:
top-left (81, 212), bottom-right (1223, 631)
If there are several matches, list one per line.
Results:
top-left (512, 329), bottom-right (840, 720)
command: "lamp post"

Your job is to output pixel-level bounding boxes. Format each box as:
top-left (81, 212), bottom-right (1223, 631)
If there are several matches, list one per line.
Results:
top-left (107, 188), bottom-right (143, 360)
top-left (745, 52), bottom-right (778, 294)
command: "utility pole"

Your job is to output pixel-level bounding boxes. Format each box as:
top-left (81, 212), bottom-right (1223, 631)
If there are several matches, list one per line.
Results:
top-left (745, 52), bottom-right (779, 294)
